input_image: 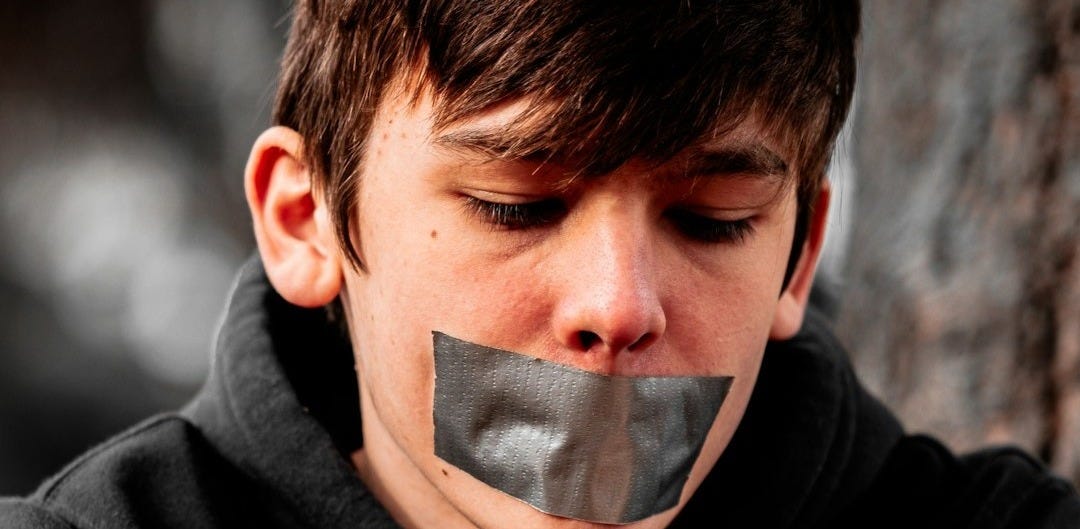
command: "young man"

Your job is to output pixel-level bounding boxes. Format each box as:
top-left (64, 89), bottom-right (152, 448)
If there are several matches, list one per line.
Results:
top-left (2, 1), bottom-right (1078, 528)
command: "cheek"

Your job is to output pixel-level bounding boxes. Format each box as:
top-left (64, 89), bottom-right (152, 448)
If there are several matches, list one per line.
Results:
top-left (442, 266), bottom-right (554, 348)
top-left (342, 206), bottom-right (451, 449)
top-left (660, 280), bottom-right (775, 379)
top-left (344, 273), bottom-right (446, 466)
top-left (662, 240), bottom-right (789, 365)
top-left (344, 218), bottom-right (552, 444)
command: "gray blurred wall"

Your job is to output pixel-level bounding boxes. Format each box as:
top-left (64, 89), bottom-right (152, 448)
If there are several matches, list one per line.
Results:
top-left (0, 0), bottom-right (285, 493)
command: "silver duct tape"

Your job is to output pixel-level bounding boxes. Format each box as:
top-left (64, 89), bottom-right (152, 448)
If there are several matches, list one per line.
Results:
top-left (432, 331), bottom-right (733, 524)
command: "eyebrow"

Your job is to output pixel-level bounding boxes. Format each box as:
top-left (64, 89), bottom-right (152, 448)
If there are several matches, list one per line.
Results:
top-left (433, 129), bottom-right (549, 161)
top-left (433, 128), bottom-right (789, 181)
top-left (680, 142), bottom-right (789, 181)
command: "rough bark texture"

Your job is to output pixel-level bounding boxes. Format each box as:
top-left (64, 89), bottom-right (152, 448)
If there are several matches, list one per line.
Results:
top-left (838, 0), bottom-right (1080, 484)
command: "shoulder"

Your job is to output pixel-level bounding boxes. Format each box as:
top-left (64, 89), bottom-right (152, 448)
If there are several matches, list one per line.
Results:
top-left (0, 498), bottom-right (71, 529)
top-left (953, 441), bottom-right (1080, 528)
top-left (839, 434), bottom-right (1080, 529)
top-left (0, 414), bottom-right (267, 529)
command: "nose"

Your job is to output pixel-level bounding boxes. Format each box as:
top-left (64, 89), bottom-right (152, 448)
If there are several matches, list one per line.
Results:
top-left (551, 208), bottom-right (666, 358)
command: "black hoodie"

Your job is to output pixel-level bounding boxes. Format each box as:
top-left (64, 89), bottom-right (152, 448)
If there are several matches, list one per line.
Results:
top-left (2, 257), bottom-right (1077, 528)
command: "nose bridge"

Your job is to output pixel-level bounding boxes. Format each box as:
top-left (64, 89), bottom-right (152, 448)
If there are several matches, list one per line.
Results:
top-left (589, 205), bottom-right (651, 312)
top-left (554, 197), bottom-right (666, 356)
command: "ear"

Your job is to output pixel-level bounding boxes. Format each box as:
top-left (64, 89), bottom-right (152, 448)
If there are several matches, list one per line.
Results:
top-left (769, 182), bottom-right (831, 340)
top-left (245, 126), bottom-right (342, 308)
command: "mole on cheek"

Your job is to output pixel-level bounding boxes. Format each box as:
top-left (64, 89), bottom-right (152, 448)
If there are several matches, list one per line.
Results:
top-left (430, 230), bottom-right (438, 239)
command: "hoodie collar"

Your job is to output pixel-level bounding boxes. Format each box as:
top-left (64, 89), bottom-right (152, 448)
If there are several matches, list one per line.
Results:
top-left (674, 308), bottom-right (904, 527)
top-left (183, 256), bottom-right (396, 528)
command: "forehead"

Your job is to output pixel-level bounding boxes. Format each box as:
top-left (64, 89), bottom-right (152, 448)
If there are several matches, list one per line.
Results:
top-left (378, 84), bottom-right (793, 186)
top-left (379, 32), bottom-right (809, 173)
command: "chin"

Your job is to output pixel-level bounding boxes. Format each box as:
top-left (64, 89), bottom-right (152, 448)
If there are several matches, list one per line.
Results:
top-left (485, 509), bottom-right (669, 529)
top-left (453, 487), bottom-right (679, 529)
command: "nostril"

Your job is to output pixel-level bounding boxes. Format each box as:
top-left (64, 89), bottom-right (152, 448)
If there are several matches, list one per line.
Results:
top-left (575, 330), bottom-right (655, 353)
top-left (578, 331), bottom-right (600, 350)
top-left (627, 332), bottom-right (655, 352)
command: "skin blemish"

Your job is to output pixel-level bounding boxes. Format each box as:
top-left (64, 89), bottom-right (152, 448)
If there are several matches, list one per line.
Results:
top-left (442, 468), bottom-right (449, 476)
top-left (431, 230), bottom-right (438, 239)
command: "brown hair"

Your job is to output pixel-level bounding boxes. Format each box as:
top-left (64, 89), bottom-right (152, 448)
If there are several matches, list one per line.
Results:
top-left (274, 0), bottom-right (861, 274)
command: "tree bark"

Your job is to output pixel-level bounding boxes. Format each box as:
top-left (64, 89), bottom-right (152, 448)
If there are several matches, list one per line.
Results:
top-left (839, 0), bottom-right (1080, 483)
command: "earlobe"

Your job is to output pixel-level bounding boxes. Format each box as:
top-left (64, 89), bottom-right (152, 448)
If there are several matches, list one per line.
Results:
top-left (245, 126), bottom-right (342, 308)
top-left (769, 183), bottom-right (831, 341)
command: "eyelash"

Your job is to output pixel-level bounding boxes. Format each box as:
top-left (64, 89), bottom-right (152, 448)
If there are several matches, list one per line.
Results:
top-left (463, 196), bottom-right (568, 230)
top-left (665, 209), bottom-right (755, 244)
top-left (463, 196), bottom-right (754, 244)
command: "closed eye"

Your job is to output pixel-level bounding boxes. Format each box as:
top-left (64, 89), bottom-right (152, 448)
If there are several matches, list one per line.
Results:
top-left (665, 209), bottom-right (754, 244)
top-left (463, 196), bottom-right (568, 230)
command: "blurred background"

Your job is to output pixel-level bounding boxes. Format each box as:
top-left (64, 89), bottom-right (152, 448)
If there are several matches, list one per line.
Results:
top-left (0, 0), bottom-right (285, 491)
top-left (0, 0), bottom-right (1077, 494)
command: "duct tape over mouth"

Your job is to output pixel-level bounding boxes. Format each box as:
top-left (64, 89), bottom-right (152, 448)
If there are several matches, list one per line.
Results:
top-left (432, 331), bottom-right (733, 524)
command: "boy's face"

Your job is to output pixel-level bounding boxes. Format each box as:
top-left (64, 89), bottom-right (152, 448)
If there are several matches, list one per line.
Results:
top-left (325, 86), bottom-right (820, 528)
